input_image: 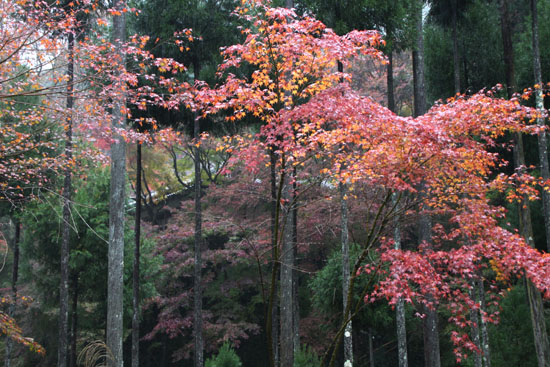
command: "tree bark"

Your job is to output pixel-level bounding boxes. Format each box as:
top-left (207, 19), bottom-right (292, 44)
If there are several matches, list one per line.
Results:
top-left (413, 3), bottom-right (440, 366)
top-left (469, 286), bottom-right (482, 367)
top-left (393, 194), bottom-right (408, 367)
top-left (132, 142), bottom-right (142, 367)
top-left (193, 113), bottom-right (203, 367)
top-left (267, 152), bottom-right (280, 367)
top-left (107, 1), bottom-right (126, 365)
top-left (280, 180), bottom-right (295, 367)
top-left (531, 0), bottom-right (550, 252)
top-left (192, 55), bottom-right (204, 367)
top-left (387, 48), bottom-right (395, 113)
top-left (340, 183), bottom-right (353, 367)
top-left (69, 273), bottom-right (78, 367)
top-left (412, 0), bottom-right (426, 118)
top-left (420, 215), bottom-right (440, 367)
top-left (477, 279), bottom-right (491, 367)
top-left (5, 219), bottom-right (20, 367)
top-left (58, 31), bottom-right (74, 367)
top-left (292, 172), bottom-right (299, 356)
top-left (451, 0), bottom-right (460, 94)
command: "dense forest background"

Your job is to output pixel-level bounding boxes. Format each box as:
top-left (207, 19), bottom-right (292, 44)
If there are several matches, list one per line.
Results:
top-left (2, 0), bottom-right (550, 366)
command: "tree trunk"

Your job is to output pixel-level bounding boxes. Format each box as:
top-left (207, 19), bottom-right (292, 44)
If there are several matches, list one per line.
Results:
top-left (420, 214), bottom-right (440, 367)
top-left (387, 48), bottom-right (395, 113)
top-left (368, 328), bottom-right (375, 367)
top-left (280, 180), bottom-right (295, 367)
top-left (107, 1), bottom-right (126, 365)
top-left (469, 286), bottom-right (482, 367)
top-left (500, 1), bottom-right (550, 365)
top-left (451, 0), bottom-right (460, 94)
top-left (267, 152), bottom-right (280, 367)
top-left (132, 142), bottom-right (142, 367)
top-left (412, 0), bottom-right (426, 118)
top-left (292, 173), bottom-right (299, 356)
top-left (393, 194), bottom-right (408, 367)
top-left (340, 183), bottom-right (353, 367)
top-left (69, 273), bottom-right (79, 367)
top-left (58, 31), bottom-right (74, 367)
top-left (531, 0), bottom-right (550, 252)
top-left (477, 279), bottom-right (491, 367)
top-left (413, 3), bottom-right (440, 366)
top-left (5, 219), bottom-right (20, 367)
top-left (194, 115), bottom-right (204, 367)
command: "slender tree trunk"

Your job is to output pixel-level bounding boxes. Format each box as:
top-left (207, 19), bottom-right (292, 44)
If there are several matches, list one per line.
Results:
top-left (107, 1), bottom-right (126, 365)
top-left (280, 1), bottom-right (295, 363)
top-left (420, 214), bottom-right (440, 367)
top-left (340, 183), bottom-right (353, 367)
top-left (267, 152), bottom-right (280, 367)
top-left (5, 219), bottom-right (20, 367)
top-left (451, 0), bottom-right (460, 94)
top-left (393, 194), bottom-right (408, 367)
top-left (531, 0), bottom-right (550, 252)
top-left (58, 32), bottom-right (74, 367)
top-left (292, 172), bottom-right (299, 356)
top-left (69, 273), bottom-right (79, 367)
top-left (500, 1), bottom-right (550, 365)
top-left (132, 142), bottom-right (142, 367)
top-left (280, 179), bottom-right (295, 367)
top-left (413, 3), bottom-right (440, 366)
top-left (194, 113), bottom-right (203, 367)
top-left (469, 286), bottom-right (482, 367)
top-left (412, 0), bottom-right (426, 118)
top-left (477, 279), bottom-right (491, 367)
top-left (368, 328), bottom-right (375, 367)
top-left (387, 48), bottom-right (395, 113)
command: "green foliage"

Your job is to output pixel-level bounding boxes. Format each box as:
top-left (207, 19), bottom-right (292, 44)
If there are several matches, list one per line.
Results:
top-left (293, 345), bottom-right (321, 367)
top-left (205, 342), bottom-right (242, 367)
top-left (425, 0), bottom-right (504, 100)
top-left (488, 284), bottom-right (540, 367)
top-left (19, 165), bottom-right (161, 348)
top-left (309, 244), bottom-right (376, 315)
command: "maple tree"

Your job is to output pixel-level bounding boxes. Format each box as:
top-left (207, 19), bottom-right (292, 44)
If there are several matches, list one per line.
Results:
top-left (181, 2), bottom-right (550, 365)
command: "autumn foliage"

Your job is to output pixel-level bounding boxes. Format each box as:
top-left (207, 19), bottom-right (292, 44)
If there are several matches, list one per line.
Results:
top-left (2, 0), bottom-right (550, 363)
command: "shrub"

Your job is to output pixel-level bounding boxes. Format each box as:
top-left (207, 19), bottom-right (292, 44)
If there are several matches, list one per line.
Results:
top-left (205, 343), bottom-right (242, 367)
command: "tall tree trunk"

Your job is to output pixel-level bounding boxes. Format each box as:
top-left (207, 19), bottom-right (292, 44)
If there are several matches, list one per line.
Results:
top-left (420, 215), bottom-right (440, 367)
top-left (193, 118), bottom-right (204, 367)
top-left (469, 285), bottom-right (482, 367)
top-left (107, 1), bottom-right (126, 365)
top-left (393, 194), bottom-right (408, 367)
top-left (132, 142), bottom-right (142, 367)
top-left (340, 183), bottom-right (353, 367)
top-left (5, 219), bottom-right (20, 367)
top-left (477, 279), bottom-right (491, 367)
top-left (413, 3), bottom-right (440, 366)
top-left (292, 172), bottom-right (299, 356)
top-left (58, 32), bottom-right (74, 367)
top-left (531, 0), bottom-right (550, 252)
top-left (500, 1), bottom-right (550, 365)
top-left (69, 272), bottom-right (79, 367)
top-left (387, 48), bottom-right (395, 113)
top-left (279, 2), bottom-right (295, 364)
top-left (451, 0), bottom-right (460, 94)
top-left (193, 59), bottom-right (204, 367)
top-left (267, 152), bottom-right (280, 367)
top-left (412, 0), bottom-right (426, 118)
top-left (280, 180), bottom-right (295, 367)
